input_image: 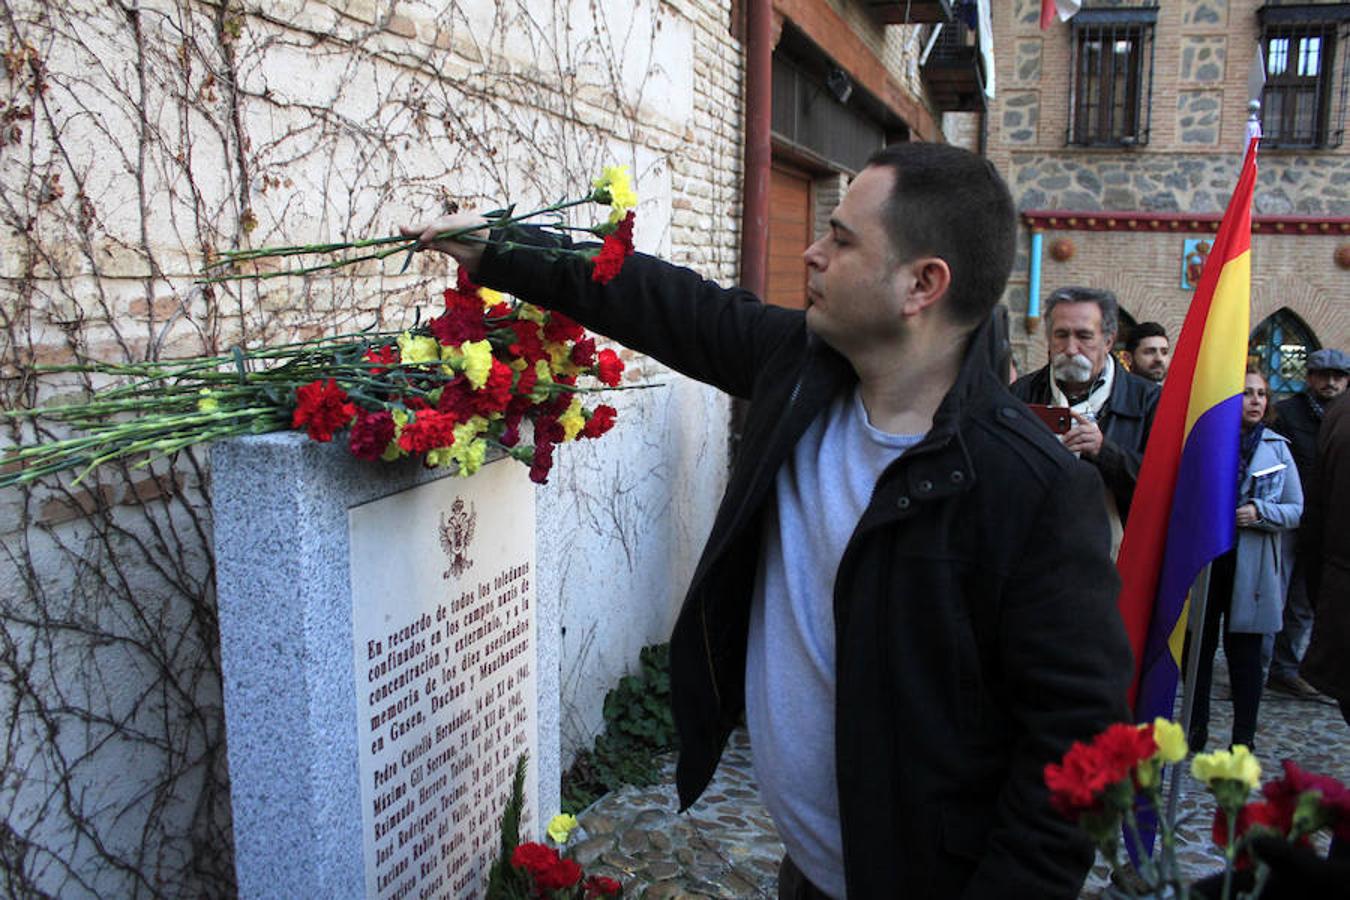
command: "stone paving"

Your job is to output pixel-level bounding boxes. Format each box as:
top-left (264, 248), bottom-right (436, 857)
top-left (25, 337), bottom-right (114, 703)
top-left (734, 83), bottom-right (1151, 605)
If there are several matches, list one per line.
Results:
top-left (572, 659), bottom-right (1349, 899)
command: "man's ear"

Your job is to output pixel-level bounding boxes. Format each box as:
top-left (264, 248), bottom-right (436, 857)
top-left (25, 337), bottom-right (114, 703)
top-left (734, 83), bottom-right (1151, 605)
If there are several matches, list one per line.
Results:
top-left (1104, 330), bottom-right (1116, 353)
top-left (901, 256), bottom-right (951, 317)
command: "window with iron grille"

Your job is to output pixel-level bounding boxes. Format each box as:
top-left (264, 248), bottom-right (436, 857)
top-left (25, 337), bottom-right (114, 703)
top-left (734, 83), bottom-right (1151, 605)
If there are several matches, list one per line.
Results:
top-left (1068, 9), bottom-right (1157, 147)
top-left (1258, 6), bottom-right (1350, 149)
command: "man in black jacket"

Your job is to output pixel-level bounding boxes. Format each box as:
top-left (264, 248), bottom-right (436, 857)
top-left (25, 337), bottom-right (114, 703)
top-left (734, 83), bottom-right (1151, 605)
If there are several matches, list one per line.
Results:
top-left (407, 143), bottom-right (1132, 899)
top-left (1011, 288), bottom-right (1159, 548)
top-left (1268, 347), bottom-right (1350, 698)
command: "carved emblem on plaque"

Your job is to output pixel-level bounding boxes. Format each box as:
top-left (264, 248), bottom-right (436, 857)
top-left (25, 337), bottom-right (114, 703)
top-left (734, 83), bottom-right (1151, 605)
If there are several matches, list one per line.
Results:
top-left (439, 498), bottom-right (477, 579)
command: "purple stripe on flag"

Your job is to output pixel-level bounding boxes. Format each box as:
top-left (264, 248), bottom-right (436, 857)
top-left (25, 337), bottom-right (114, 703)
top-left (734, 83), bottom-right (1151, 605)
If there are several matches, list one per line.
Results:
top-left (1133, 394), bottom-right (1242, 723)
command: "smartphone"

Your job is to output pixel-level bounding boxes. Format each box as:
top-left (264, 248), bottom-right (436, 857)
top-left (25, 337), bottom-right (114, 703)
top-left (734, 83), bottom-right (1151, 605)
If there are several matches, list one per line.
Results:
top-left (1027, 403), bottom-right (1074, 435)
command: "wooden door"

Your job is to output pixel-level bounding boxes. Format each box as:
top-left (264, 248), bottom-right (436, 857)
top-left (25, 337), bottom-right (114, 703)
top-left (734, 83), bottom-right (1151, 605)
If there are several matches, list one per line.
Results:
top-left (766, 163), bottom-right (813, 309)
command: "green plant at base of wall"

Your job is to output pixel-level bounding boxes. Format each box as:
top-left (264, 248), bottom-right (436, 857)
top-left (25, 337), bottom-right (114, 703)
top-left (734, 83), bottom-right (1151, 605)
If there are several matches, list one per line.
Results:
top-left (560, 643), bottom-right (675, 814)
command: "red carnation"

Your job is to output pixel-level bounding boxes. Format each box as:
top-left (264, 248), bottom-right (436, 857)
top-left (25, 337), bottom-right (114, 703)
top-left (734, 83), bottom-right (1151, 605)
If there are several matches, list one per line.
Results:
top-left (436, 376), bottom-right (476, 421)
top-left (510, 842), bottom-right (560, 877)
top-left (456, 266), bottom-right (478, 294)
top-left (292, 379), bottom-right (356, 443)
top-left (1264, 760), bottom-right (1350, 841)
top-left (584, 875), bottom-right (623, 897)
top-left (1094, 723), bottom-right (1158, 784)
top-left (582, 404), bottom-right (617, 439)
top-left (613, 208), bottom-right (635, 246)
top-left (1045, 741), bottom-right (1113, 818)
top-left (508, 320), bottom-right (547, 364)
top-left (500, 413), bottom-right (524, 448)
top-left (535, 415), bottom-right (565, 445)
top-left (571, 336), bottom-right (597, 368)
top-left (397, 410), bottom-right (457, 454)
top-left (590, 212), bottom-right (634, 284)
top-left (1045, 723), bottom-right (1157, 820)
top-left (591, 237), bottom-right (628, 284)
top-left (529, 440), bottom-right (555, 484)
top-left (348, 410), bottom-right (396, 461)
top-left (363, 345), bottom-right (397, 375)
top-left (535, 856), bottom-right (582, 892)
top-left (473, 357), bottom-right (515, 416)
top-left (596, 348), bottom-right (624, 386)
top-left (544, 311), bottom-right (586, 344)
top-left (430, 287), bottom-right (488, 345)
top-left (508, 366), bottom-right (540, 416)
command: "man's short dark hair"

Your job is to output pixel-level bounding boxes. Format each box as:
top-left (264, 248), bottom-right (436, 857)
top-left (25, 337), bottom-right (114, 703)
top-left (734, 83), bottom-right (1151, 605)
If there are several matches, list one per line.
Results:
top-left (1125, 321), bottom-right (1168, 353)
top-left (1044, 286), bottom-right (1119, 338)
top-left (865, 143), bottom-right (1016, 328)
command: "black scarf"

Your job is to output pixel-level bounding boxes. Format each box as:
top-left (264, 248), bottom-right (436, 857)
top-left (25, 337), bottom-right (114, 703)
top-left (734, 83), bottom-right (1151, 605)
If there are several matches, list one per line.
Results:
top-left (1239, 422), bottom-right (1264, 490)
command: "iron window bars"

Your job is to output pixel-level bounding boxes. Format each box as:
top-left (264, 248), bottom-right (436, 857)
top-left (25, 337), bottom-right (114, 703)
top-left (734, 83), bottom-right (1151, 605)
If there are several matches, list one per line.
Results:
top-left (1067, 8), bottom-right (1159, 147)
top-left (1257, 4), bottom-right (1350, 148)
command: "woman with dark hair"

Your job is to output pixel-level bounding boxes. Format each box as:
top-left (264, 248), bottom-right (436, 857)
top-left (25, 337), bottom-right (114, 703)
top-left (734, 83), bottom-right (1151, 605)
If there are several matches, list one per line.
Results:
top-left (1186, 368), bottom-right (1303, 752)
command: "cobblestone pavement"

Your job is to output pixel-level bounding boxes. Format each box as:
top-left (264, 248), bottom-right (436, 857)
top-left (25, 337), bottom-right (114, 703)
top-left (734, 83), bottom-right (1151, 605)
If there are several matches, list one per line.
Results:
top-left (573, 660), bottom-right (1349, 899)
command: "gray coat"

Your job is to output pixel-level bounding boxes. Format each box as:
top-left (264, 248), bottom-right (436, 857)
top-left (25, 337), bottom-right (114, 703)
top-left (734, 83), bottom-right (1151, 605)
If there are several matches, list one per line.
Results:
top-left (1227, 429), bottom-right (1303, 634)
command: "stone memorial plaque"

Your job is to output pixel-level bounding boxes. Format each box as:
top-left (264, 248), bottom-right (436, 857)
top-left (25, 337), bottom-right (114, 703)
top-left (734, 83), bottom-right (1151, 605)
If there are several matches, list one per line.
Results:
top-left (350, 463), bottom-right (538, 900)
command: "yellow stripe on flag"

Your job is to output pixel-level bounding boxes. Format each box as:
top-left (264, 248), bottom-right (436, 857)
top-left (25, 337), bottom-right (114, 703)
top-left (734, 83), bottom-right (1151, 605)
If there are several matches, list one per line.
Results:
top-left (1169, 595), bottom-right (1190, 669)
top-left (1183, 249), bottom-right (1250, 440)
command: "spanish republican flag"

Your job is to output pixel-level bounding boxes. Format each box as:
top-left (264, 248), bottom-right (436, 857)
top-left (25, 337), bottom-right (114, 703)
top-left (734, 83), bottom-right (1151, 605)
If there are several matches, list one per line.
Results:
top-left (1117, 137), bottom-right (1258, 722)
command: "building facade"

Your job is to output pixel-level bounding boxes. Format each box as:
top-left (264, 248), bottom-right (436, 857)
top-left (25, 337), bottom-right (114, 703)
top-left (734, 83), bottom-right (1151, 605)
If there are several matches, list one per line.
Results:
top-left (985, 0), bottom-right (1350, 390)
top-left (757, 0), bottom-right (956, 307)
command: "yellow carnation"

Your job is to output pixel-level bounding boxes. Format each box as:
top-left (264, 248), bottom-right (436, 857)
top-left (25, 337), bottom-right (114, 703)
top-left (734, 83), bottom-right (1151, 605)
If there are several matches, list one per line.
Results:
top-left (382, 410), bottom-right (410, 461)
top-left (559, 397), bottom-right (585, 442)
top-left (397, 331), bottom-right (440, 365)
top-left (449, 421), bottom-right (488, 475)
top-left (425, 446), bottom-right (456, 469)
top-left (1191, 745), bottom-right (1261, 790)
top-left (517, 303), bottom-right (547, 324)
top-left (546, 341), bottom-right (581, 378)
top-left (594, 165), bottom-right (637, 216)
top-left (479, 287), bottom-right (505, 307)
top-left (459, 340), bottom-right (493, 389)
top-left (547, 813), bottom-right (579, 845)
top-left (1151, 718), bottom-right (1188, 764)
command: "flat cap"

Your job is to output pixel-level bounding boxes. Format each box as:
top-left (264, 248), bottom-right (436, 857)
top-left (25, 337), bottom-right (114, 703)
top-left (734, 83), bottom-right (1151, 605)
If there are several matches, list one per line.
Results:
top-left (1308, 348), bottom-right (1350, 374)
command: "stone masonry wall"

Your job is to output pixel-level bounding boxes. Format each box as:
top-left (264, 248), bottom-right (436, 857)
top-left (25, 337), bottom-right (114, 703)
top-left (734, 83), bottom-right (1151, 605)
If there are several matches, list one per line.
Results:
top-left (0, 0), bottom-right (743, 894)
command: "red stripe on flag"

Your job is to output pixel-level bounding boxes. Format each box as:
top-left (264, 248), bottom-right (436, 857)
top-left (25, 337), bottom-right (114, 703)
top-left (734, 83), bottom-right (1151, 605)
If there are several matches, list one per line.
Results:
top-left (1041, 0), bottom-right (1057, 29)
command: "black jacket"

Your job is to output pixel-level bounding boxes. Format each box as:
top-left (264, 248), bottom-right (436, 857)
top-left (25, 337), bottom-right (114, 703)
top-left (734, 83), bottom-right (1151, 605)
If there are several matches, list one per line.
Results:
top-left (477, 244), bottom-right (1133, 899)
top-left (1010, 361), bottom-right (1159, 520)
top-left (1272, 392), bottom-right (1322, 489)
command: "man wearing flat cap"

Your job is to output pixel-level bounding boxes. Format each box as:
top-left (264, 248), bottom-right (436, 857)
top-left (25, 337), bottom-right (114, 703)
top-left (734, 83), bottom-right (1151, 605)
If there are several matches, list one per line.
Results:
top-left (1269, 347), bottom-right (1350, 699)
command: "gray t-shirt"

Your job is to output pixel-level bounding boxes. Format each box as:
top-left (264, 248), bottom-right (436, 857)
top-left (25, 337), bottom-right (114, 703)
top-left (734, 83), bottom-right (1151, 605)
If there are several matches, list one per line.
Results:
top-left (745, 387), bottom-right (924, 898)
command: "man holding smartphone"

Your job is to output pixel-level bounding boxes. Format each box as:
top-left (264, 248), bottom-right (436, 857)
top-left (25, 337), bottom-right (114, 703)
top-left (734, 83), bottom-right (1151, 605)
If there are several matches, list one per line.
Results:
top-left (1012, 287), bottom-right (1159, 552)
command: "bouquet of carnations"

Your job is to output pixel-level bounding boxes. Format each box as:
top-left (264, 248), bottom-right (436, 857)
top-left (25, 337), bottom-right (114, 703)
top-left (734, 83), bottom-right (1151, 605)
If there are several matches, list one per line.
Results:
top-left (1045, 720), bottom-right (1350, 899)
top-left (488, 756), bottom-right (623, 899)
top-left (1, 169), bottom-right (643, 489)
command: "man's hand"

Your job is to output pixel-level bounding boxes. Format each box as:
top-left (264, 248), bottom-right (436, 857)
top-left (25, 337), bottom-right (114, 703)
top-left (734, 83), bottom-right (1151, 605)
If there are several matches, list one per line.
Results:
top-left (399, 213), bottom-right (491, 274)
top-left (1236, 503), bottom-right (1260, 527)
top-left (1062, 411), bottom-right (1104, 458)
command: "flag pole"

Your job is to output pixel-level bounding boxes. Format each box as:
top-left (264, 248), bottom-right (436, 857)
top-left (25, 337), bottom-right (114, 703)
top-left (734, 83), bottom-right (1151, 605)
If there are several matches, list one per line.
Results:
top-left (1166, 563), bottom-right (1214, 823)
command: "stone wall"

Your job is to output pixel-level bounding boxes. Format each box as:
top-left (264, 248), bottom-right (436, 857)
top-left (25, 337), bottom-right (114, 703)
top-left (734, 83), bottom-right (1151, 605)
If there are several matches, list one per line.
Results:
top-left (0, 0), bottom-right (742, 894)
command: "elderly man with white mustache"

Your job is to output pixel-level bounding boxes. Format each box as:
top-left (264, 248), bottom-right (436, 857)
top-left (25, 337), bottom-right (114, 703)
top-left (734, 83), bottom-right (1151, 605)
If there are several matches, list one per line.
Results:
top-left (1012, 287), bottom-right (1160, 556)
